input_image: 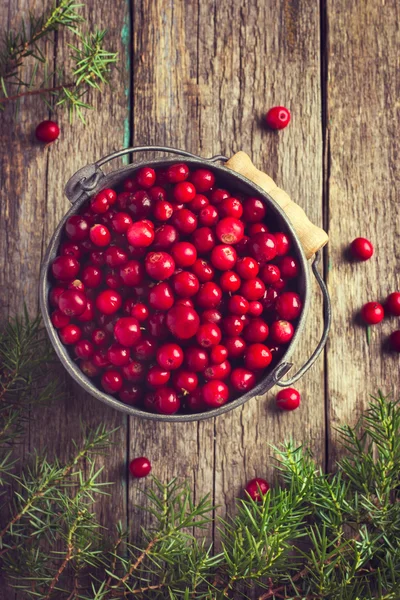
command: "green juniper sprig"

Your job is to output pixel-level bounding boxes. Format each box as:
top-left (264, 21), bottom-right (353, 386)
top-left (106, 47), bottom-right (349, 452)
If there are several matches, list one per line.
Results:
top-left (0, 0), bottom-right (118, 122)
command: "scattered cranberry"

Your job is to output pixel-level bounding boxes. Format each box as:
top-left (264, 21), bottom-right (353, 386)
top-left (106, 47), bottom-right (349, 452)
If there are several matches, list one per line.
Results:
top-left (228, 295), bottom-right (249, 315)
top-left (196, 323), bottom-right (222, 347)
top-left (170, 241), bottom-right (197, 267)
top-left (173, 370), bottom-right (198, 393)
top-left (361, 302), bottom-right (384, 325)
top-left (279, 256), bottom-right (299, 279)
top-left (156, 343), bottom-right (184, 370)
top-left (239, 278), bottom-right (265, 301)
top-left (35, 120), bottom-right (60, 142)
top-left (112, 212), bottom-right (133, 233)
top-left (224, 336), bottom-right (246, 358)
top-left (210, 344), bottom-right (228, 364)
top-left (129, 456), bottom-right (152, 478)
top-left (265, 106), bottom-right (291, 130)
top-left (350, 237), bottom-right (374, 261)
top-left (199, 205), bottom-right (219, 226)
top-left (245, 478), bottom-right (270, 501)
top-left (386, 292), bottom-right (400, 316)
top-left (52, 256), bottom-right (79, 281)
top-left (147, 365), bottom-right (171, 387)
top-left (248, 301), bottom-right (263, 317)
top-left (65, 216), bottom-right (89, 241)
top-left (122, 361), bottom-right (146, 382)
top-left (172, 271), bottom-right (199, 297)
top-left (276, 388), bottom-right (300, 410)
top-left (108, 344), bottom-right (131, 367)
top-left (74, 339), bottom-right (94, 360)
top-left (260, 264), bottom-right (280, 285)
top-left (390, 330), bottom-right (400, 352)
top-left (185, 346), bottom-right (209, 371)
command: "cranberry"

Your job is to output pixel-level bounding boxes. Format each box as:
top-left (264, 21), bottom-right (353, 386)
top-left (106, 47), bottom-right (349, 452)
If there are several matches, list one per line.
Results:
top-left (74, 339), bottom-right (94, 360)
top-left (201, 309), bottom-right (222, 324)
top-left (60, 241), bottom-right (81, 259)
top-left (224, 336), bottom-right (246, 358)
top-left (260, 264), bottom-right (281, 285)
top-left (148, 186), bottom-right (167, 202)
top-left (228, 295), bottom-right (249, 315)
top-left (175, 298), bottom-right (195, 308)
top-left (274, 233), bottom-right (291, 256)
top-left (270, 320), bottom-right (294, 344)
top-left (111, 212), bottom-right (132, 234)
top-left (265, 105), bottom-right (291, 129)
top-left (219, 197), bottom-right (243, 219)
top-left (172, 271), bottom-right (200, 297)
top-left (149, 282), bottom-right (175, 310)
top-left (247, 223), bottom-right (269, 236)
top-left (127, 220), bottom-right (154, 247)
top-left (80, 360), bottom-right (101, 378)
top-left (129, 456), bottom-right (152, 478)
top-left (148, 312), bottom-right (169, 339)
top-left (59, 324), bottom-right (81, 345)
top-left (222, 316), bottom-right (244, 336)
top-left (185, 347), bottom-right (209, 372)
top-left (191, 259), bottom-right (215, 283)
top-left (147, 365), bottom-right (171, 387)
top-left (136, 166), bottom-right (156, 188)
top-left (279, 256), bottom-right (299, 279)
top-left (52, 256), bottom-right (79, 281)
top-left (241, 278), bottom-right (266, 301)
top-left (167, 163), bottom-right (189, 183)
top-left (128, 190), bottom-right (153, 218)
top-left (156, 343), bottom-right (184, 370)
top-left (190, 168), bottom-right (215, 192)
top-left (166, 305), bottom-right (200, 339)
top-left (173, 370), bottom-right (198, 393)
top-left (236, 235), bottom-right (250, 256)
top-left (58, 290), bottom-right (86, 317)
top-left (350, 237), bottom-right (374, 261)
top-left (210, 344), bottom-right (228, 364)
top-left (361, 302), bottom-right (384, 325)
top-left (210, 245), bottom-right (237, 270)
top-left (35, 119), bottom-right (59, 142)
top-left (262, 287), bottom-right (279, 310)
top-left (122, 361), bottom-right (146, 382)
top-left (245, 343), bottom-right (272, 370)
top-left (116, 191), bottom-right (133, 210)
top-left (235, 257), bottom-right (259, 280)
top-left (242, 197), bottom-right (266, 223)
top-left (390, 330), bottom-right (400, 352)
top-left (249, 233), bottom-right (277, 263)
top-left (113, 317), bottom-right (141, 347)
top-left (204, 360), bottom-right (231, 381)
top-left (192, 227), bottom-right (216, 254)
top-left (248, 301), bottom-right (263, 317)
top-left (199, 205), bottom-right (219, 226)
top-left (170, 242), bottom-right (197, 267)
top-left (90, 250), bottom-right (105, 266)
top-left (171, 209), bottom-right (197, 234)
top-left (91, 189), bottom-right (116, 213)
top-left (101, 370), bottom-right (123, 394)
top-left (96, 290), bottom-right (122, 315)
top-left (215, 217), bottom-right (244, 245)
top-left (210, 188), bottom-right (229, 204)
top-left (272, 278), bottom-right (287, 292)
top-left (92, 328), bottom-right (110, 347)
top-left (196, 323), bottom-right (222, 348)
top-left (133, 336), bottom-right (158, 361)
top-left (173, 181), bottom-right (196, 203)
top-left (146, 388), bottom-right (180, 415)
top-left (153, 200), bottom-right (173, 221)
top-left (386, 292), bottom-right (400, 316)
top-left (119, 384), bottom-right (142, 405)
top-left (81, 265), bottom-right (101, 288)
top-left (65, 215), bottom-right (89, 241)
top-left (49, 286), bottom-right (65, 307)
top-left (189, 194), bottom-right (209, 212)
top-left (275, 292), bottom-right (302, 320)
top-left (145, 251), bottom-right (175, 280)
top-left (51, 310), bottom-right (70, 329)
top-left (243, 318), bottom-right (269, 343)
top-left (108, 344), bottom-right (131, 366)
top-left (89, 224), bottom-right (111, 247)
top-left (104, 269), bottom-right (123, 289)
top-left (230, 368), bottom-right (256, 392)
top-left (92, 349), bottom-right (110, 368)
top-left (220, 271), bottom-right (241, 293)
top-left (186, 389), bottom-right (207, 412)
top-left (202, 380), bottom-right (229, 407)
top-left (245, 478), bottom-right (270, 501)
top-left (276, 388), bottom-right (300, 410)
top-left (196, 282), bottom-right (222, 308)
top-left (104, 246), bottom-right (128, 267)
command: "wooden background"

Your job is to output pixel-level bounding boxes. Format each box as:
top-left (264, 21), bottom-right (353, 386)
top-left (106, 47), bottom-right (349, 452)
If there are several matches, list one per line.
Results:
top-left (0, 0), bottom-right (399, 595)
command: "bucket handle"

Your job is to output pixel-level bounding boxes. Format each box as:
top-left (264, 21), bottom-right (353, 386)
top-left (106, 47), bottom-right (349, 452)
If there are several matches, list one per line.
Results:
top-left (273, 251), bottom-right (331, 387)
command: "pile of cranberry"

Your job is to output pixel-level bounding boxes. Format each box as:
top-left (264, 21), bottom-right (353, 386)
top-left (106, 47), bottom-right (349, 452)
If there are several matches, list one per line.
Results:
top-left (49, 163), bottom-right (303, 415)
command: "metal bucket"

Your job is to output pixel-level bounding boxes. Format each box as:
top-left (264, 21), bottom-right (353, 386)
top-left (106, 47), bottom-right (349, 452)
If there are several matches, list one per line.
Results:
top-left (39, 146), bottom-right (331, 422)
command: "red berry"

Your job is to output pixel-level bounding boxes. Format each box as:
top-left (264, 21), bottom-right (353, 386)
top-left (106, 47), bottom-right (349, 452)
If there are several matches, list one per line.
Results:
top-left (242, 197), bottom-right (266, 223)
top-left (91, 189), bottom-right (116, 213)
top-left (133, 336), bottom-right (158, 361)
top-left (65, 215), bottom-right (89, 241)
top-left (275, 292), bottom-right (302, 320)
top-left (146, 387), bottom-right (180, 415)
top-left (166, 305), bottom-right (200, 339)
top-left (90, 250), bottom-right (105, 266)
top-left (236, 257), bottom-right (259, 280)
top-left (96, 290), bottom-right (122, 315)
top-left (114, 317), bottom-right (141, 347)
top-left (130, 303), bottom-right (148, 322)
top-left (210, 188), bottom-right (229, 204)
top-left (270, 320), bottom-right (294, 344)
top-left (58, 290), bottom-right (87, 317)
top-left (167, 163), bottom-right (189, 183)
top-left (350, 237), bottom-right (374, 261)
top-left (390, 330), bottom-right (400, 352)
top-left (189, 194), bottom-right (209, 212)
top-left (211, 244), bottom-right (237, 271)
top-left (122, 361), bottom-right (146, 382)
top-left (186, 389), bottom-right (207, 412)
top-left (74, 339), bottom-right (94, 360)
top-left (196, 282), bottom-right (222, 308)
top-left (219, 197), bottom-right (243, 219)
top-left (156, 343), bottom-right (184, 370)
top-left (222, 316), bottom-right (244, 336)
top-left (243, 318), bottom-right (269, 343)
top-left (170, 242), bottom-right (197, 267)
top-left (196, 323), bottom-right (222, 348)
top-left (172, 370), bottom-right (198, 393)
top-left (59, 324), bottom-right (81, 345)
top-left (274, 233), bottom-right (291, 256)
top-left (136, 166), bottom-right (156, 188)
top-left (92, 348), bottom-right (110, 368)
top-left (112, 212), bottom-right (133, 233)
top-left (147, 365), bottom-right (171, 387)
top-left (276, 387), bottom-right (300, 410)
top-left (265, 106), bottom-right (291, 130)
top-left (172, 271), bottom-right (200, 297)
top-left (248, 301), bottom-right (263, 317)
top-left (210, 344), bottom-right (228, 364)
top-left (386, 292), bottom-right (400, 316)
top-left (262, 287), bottom-right (279, 310)
top-left (361, 302), bottom-right (384, 325)
top-left (52, 256), bottom-right (79, 281)
top-left (245, 478), bottom-right (269, 501)
top-left (204, 360), bottom-right (231, 381)
top-left (104, 246), bottom-right (128, 267)
top-left (119, 383), bottom-right (142, 405)
top-left (248, 223), bottom-right (269, 236)
top-left (201, 309), bottom-right (222, 324)
top-left (35, 120), bottom-right (59, 142)
top-left (190, 168), bottom-right (215, 192)
top-left (260, 264), bottom-right (281, 285)
top-left (192, 227), bottom-right (216, 254)
top-left (191, 259), bottom-right (215, 283)
top-left (202, 380), bottom-right (229, 407)
top-left (153, 225), bottom-right (178, 249)
top-left (149, 282), bottom-right (175, 310)
top-left (145, 251), bottom-right (175, 280)
top-left (127, 220), bottom-right (155, 247)
top-left (173, 181), bottom-right (196, 203)
top-left (119, 260), bottom-right (145, 287)
top-left (90, 224), bottom-right (111, 247)
top-left (220, 271), bottom-right (241, 293)
top-left (92, 328), bottom-right (110, 347)
top-left (80, 360), bottom-right (100, 378)
top-left (239, 278), bottom-right (266, 301)
top-left (175, 298), bottom-right (194, 308)
top-left (148, 186), bottom-right (167, 202)
top-left (244, 343), bottom-right (272, 370)
top-left (249, 233), bottom-right (277, 263)
top-left (148, 313), bottom-right (168, 339)
top-left (228, 295), bottom-right (249, 315)
top-left (128, 190), bottom-right (153, 218)
top-left (49, 286), bottom-right (66, 307)
top-left (108, 344), bottom-right (131, 367)
top-left (185, 347), bottom-right (209, 372)
top-left (230, 368), bottom-right (256, 392)
top-left (51, 309), bottom-right (70, 329)
top-left (215, 217), bottom-right (244, 245)
top-left (236, 235), bottom-right (250, 256)
top-left (129, 456), bottom-right (152, 477)
top-left (60, 241), bottom-right (82, 259)
top-left (154, 200), bottom-right (173, 221)
top-left (81, 265), bottom-right (102, 288)
top-left (199, 205), bottom-right (219, 226)
top-left (101, 370), bottom-right (123, 394)
top-left (172, 208), bottom-right (198, 234)
top-left (279, 256), bottom-right (299, 279)
top-left (224, 336), bottom-right (246, 358)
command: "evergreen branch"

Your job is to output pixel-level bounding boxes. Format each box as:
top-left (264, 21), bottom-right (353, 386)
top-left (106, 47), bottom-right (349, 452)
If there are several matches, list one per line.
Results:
top-left (0, 82), bottom-right (74, 103)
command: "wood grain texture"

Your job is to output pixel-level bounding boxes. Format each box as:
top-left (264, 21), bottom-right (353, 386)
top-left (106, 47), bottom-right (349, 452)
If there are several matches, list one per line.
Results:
top-left (325, 0), bottom-right (400, 467)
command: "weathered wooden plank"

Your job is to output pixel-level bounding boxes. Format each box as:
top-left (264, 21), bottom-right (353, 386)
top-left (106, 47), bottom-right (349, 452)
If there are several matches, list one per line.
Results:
top-left (325, 0), bottom-right (400, 466)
